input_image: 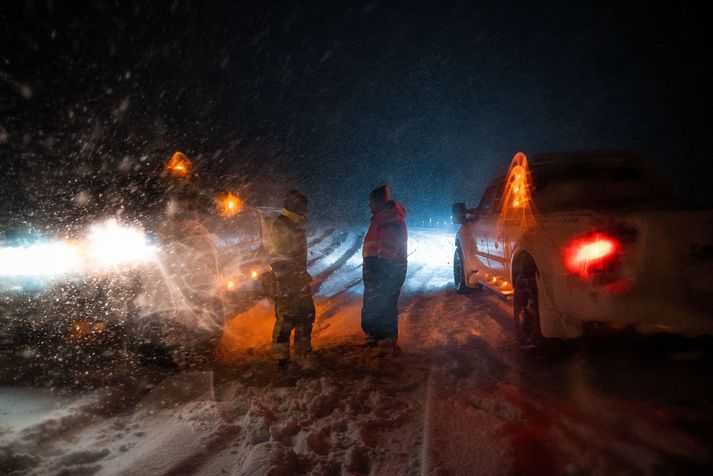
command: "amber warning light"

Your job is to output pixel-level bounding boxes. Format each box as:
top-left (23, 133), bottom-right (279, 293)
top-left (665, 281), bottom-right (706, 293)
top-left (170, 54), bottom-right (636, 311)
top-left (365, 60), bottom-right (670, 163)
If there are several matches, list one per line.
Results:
top-left (500, 152), bottom-right (536, 227)
top-left (564, 233), bottom-right (619, 278)
top-left (219, 192), bottom-right (244, 217)
top-left (166, 151), bottom-right (192, 178)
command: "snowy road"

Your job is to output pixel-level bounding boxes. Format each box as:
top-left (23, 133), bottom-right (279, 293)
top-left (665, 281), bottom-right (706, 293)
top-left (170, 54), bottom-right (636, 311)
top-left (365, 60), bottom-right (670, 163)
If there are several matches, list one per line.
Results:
top-left (1, 227), bottom-right (712, 475)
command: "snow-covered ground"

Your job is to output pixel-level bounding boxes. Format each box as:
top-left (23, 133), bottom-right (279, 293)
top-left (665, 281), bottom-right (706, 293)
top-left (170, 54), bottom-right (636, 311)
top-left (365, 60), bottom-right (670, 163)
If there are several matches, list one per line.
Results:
top-left (1, 227), bottom-right (712, 475)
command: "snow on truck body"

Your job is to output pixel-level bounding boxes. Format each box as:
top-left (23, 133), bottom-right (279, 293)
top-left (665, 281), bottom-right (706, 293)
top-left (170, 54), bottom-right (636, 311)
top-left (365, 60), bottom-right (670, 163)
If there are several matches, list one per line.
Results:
top-left (453, 151), bottom-right (713, 339)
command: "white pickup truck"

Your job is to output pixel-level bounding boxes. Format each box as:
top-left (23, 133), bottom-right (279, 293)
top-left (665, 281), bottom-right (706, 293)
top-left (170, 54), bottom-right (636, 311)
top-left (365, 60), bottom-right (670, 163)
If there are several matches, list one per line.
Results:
top-left (453, 151), bottom-right (713, 342)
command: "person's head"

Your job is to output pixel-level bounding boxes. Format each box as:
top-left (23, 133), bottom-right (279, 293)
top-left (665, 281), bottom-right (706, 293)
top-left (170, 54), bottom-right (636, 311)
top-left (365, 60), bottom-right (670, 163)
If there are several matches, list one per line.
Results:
top-left (368, 184), bottom-right (391, 214)
top-left (284, 189), bottom-right (308, 217)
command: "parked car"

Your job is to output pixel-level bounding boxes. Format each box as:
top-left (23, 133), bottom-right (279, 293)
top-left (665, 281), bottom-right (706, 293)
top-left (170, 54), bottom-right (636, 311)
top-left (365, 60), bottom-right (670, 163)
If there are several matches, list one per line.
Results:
top-left (453, 151), bottom-right (713, 342)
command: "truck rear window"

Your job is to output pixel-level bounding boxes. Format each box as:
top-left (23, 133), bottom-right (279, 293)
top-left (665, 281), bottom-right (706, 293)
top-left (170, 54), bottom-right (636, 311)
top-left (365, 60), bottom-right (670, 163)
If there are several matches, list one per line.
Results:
top-left (531, 163), bottom-right (673, 212)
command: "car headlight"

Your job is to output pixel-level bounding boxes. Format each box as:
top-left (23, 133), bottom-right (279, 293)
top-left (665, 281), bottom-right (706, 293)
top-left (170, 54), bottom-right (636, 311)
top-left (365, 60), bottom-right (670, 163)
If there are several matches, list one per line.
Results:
top-left (85, 219), bottom-right (157, 269)
top-left (0, 241), bottom-right (82, 277)
top-left (0, 219), bottom-right (156, 281)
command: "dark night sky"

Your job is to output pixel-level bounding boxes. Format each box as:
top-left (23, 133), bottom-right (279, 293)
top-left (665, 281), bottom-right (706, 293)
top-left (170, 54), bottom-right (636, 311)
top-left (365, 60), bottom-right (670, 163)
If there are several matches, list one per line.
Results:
top-left (1, 0), bottom-right (710, 230)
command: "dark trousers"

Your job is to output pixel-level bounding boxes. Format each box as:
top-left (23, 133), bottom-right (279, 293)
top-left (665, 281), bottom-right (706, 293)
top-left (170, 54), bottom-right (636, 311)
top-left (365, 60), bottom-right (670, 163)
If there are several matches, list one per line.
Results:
top-left (272, 291), bottom-right (315, 360)
top-left (361, 257), bottom-right (407, 341)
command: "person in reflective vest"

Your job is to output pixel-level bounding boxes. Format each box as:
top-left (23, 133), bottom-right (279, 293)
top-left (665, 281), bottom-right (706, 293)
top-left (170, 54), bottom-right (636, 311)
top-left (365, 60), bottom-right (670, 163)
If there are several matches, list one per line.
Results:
top-left (268, 190), bottom-right (315, 368)
top-left (361, 185), bottom-right (408, 355)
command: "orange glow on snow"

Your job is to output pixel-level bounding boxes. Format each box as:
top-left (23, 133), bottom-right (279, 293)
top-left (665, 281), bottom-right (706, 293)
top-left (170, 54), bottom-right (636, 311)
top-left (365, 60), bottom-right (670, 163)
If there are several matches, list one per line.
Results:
top-left (217, 299), bottom-right (362, 363)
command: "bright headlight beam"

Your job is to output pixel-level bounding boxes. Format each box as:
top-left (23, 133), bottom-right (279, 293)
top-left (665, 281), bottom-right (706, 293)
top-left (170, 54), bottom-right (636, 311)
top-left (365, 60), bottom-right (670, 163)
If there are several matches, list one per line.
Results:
top-left (0, 220), bottom-right (157, 281)
top-left (86, 219), bottom-right (157, 268)
top-left (407, 232), bottom-right (454, 267)
top-left (0, 241), bottom-right (82, 277)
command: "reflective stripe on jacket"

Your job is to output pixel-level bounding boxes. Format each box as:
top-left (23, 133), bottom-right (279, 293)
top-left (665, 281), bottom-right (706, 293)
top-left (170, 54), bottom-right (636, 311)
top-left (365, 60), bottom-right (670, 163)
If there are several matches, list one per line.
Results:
top-left (363, 201), bottom-right (408, 261)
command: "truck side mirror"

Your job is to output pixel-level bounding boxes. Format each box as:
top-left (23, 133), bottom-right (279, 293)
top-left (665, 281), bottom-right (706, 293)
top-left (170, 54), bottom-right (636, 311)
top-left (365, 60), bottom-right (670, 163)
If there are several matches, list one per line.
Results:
top-left (452, 202), bottom-right (467, 225)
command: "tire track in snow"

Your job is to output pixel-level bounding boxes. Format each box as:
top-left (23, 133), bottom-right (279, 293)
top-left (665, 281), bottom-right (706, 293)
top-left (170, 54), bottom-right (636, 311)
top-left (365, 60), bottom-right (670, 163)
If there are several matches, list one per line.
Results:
top-left (307, 227), bottom-right (334, 248)
top-left (310, 231), bottom-right (363, 295)
top-left (398, 287), bottom-right (519, 475)
top-left (397, 293), bottom-right (443, 476)
top-left (307, 229), bottom-right (349, 268)
top-left (324, 276), bottom-right (362, 300)
top-left (417, 368), bottom-right (433, 476)
top-left (163, 422), bottom-right (242, 476)
top-left (458, 291), bottom-right (517, 345)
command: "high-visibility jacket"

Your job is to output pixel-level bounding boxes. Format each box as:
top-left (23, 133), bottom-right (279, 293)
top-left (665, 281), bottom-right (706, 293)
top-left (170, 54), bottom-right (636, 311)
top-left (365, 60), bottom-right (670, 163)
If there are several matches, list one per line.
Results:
top-left (268, 208), bottom-right (311, 295)
top-left (363, 201), bottom-right (408, 261)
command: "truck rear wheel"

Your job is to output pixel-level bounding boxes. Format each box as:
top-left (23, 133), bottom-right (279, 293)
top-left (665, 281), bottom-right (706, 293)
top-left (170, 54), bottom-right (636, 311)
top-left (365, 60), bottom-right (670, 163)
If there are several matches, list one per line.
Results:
top-left (453, 246), bottom-right (468, 293)
top-left (514, 268), bottom-right (543, 345)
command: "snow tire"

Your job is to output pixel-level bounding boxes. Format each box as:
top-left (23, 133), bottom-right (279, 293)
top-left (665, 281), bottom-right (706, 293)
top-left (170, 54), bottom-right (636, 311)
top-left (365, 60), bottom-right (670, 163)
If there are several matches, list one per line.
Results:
top-left (454, 246), bottom-right (469, 293)
top-left (514, 269), bottom-right (544, 346)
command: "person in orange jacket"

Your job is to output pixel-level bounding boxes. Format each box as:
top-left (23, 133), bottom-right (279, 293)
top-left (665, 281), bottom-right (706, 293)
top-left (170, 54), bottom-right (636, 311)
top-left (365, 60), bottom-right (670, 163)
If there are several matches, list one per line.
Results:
top-left (361, 185), bottom-right (408, 355)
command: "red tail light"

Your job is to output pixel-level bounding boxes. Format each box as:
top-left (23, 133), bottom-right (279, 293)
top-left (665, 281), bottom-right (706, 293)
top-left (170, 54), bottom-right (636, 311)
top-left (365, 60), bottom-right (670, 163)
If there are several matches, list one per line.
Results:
top-left (564, 233), bottom-right (620, 278)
